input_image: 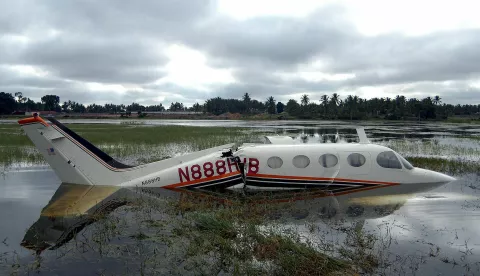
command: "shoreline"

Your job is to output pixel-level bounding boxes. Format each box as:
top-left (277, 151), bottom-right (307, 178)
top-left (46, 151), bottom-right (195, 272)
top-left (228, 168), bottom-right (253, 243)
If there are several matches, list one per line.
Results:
top-left (1, 114), bottom-right (479, 124)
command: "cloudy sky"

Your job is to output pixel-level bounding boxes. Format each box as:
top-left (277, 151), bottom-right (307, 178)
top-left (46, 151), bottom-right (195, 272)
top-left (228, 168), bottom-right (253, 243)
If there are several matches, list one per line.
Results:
top-left (1, 0), bottom-right (480, 107)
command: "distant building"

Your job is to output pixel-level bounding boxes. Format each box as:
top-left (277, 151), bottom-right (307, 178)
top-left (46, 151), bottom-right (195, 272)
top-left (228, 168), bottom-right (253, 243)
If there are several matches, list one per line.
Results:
top-left (143, 111), bottom-right (202, 115)
top-left (25, 111), bottom-right (57, 116)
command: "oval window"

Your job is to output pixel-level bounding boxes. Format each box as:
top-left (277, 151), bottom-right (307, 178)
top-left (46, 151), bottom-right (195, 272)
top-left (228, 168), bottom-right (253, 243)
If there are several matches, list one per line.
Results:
top-left (319, 154), bottom-right (338, 168)
top-left (347, 153), bottom-right (366, 167)
top-left (292, 155), bottom-right (310, 168)
top-left (376, 151), bottom-right (402, 169)
top-left (267, 156), bottom-right (283, 169)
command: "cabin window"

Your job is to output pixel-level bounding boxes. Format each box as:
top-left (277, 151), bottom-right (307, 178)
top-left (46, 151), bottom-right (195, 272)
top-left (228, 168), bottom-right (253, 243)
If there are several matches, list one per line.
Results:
top-left (319, 154), bottom-right (338, 168)
top-left (376, 151), bottom-right (402, 169)
top-left (267, 156), bottom-right (283, 169)
top-left (398, 155), bottom-right (414, 170)
top-left (347, 153), bottom-right (366, 167)
top-left (292, 155), bottom-right (310, 168)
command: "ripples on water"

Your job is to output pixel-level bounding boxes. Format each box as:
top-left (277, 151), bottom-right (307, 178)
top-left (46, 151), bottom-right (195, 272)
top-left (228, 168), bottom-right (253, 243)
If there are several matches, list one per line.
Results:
top-left (0, 120), bottom-right (479, 275)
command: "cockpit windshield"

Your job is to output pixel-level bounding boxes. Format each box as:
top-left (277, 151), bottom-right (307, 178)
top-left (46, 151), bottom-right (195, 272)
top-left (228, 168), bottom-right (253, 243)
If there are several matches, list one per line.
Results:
top-left (398, 154), bottom-right (414, 170)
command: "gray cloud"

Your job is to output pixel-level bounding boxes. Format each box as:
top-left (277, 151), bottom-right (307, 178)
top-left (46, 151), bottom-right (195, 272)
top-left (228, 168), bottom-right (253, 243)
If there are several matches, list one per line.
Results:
top-left (0, 0), bottom-right (479, 105)
top-left (186, 6), bottom-right (354, 70)
top-left (20, 36), bottom-right (167, 84)
top-left (337, 30), bottom-right (480, 86)
top-left (400, 81), bottom-right (480, 105)
top-left (0, 66), bottom-right (69, 90)
top-left (229, 69), bottom-right (342, 100)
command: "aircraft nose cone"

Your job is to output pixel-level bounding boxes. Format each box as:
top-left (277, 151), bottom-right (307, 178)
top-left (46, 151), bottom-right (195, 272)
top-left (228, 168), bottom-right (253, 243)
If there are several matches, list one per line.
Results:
top-left (441, 173), bottom-right (456, 183)
top-left (427, 170), bottom-right (456, 184)
top-left (402, 168), bottom-right (456, 193)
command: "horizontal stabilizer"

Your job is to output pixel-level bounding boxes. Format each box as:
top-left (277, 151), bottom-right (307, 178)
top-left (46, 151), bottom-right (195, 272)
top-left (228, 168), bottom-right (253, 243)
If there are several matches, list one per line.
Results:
top-left (356, 127), bottom-right (370, 144)
top-left (265, 136), bottom-right (295, 144)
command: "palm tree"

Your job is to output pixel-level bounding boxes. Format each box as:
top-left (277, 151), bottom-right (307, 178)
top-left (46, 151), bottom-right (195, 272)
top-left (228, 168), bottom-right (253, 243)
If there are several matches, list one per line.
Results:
top-left (353, 95), bottom-right (359, 119)
top-left (385, 97), bottom-right (392, 113)
top-left (330, 93), bottom-right (340, 118)
top-left (330, 93), bottom-right (340, 106)
top-left (345, 95), bottom-right (355, 120)
top-left (395, 95), bottom-right (406, 118)
top-left (14, 92), bottom-right (25, 111)
top-left (301, 94), bottom-right (310, 106)
top-left (14, 92), bottom-right (23, 102)
top-left (320, 95), bottom-right (329, 117)
top-left (433, 95), bottom-right (442, 105)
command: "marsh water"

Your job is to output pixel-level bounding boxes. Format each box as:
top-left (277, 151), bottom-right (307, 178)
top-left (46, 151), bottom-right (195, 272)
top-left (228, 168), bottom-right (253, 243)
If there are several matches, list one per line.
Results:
top-left (1, 119), bottom-right (480, 275)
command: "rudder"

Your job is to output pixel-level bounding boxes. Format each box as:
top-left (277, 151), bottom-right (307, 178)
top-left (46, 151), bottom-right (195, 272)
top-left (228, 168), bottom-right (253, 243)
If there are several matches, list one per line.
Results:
top-left (19, 115), bottom-right (94, 185)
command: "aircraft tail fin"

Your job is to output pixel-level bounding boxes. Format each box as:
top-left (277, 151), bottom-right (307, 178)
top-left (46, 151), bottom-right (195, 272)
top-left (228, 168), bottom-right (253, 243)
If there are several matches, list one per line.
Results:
top-left (18, 114), bottom-right (98, 185)
top-left (19, 114), bottom-right (235, 186)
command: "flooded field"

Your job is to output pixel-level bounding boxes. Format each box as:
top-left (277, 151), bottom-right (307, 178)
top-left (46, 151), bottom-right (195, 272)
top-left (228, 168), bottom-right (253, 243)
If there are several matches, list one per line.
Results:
top-left (1, 119), bottom-right (480, 275)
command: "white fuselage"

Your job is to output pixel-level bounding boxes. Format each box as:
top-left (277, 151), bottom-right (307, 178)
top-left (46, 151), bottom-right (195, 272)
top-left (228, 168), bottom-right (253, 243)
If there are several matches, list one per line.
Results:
top-left (133, 143), bottom-right (455, 196)
top-left (19, 116), bottom-right (456, 195)
top-left (235, 143), bottom-right (453, 186)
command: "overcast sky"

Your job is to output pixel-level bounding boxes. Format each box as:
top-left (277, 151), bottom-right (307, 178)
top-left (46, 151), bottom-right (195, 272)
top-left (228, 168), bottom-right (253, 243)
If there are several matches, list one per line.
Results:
top-left (1, 0), bottom-right (480, 107)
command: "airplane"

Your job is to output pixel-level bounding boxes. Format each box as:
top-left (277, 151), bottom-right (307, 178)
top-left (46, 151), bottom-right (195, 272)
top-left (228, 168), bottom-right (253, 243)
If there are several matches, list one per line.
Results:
top-left (18, 114), bottom-right (456, 196)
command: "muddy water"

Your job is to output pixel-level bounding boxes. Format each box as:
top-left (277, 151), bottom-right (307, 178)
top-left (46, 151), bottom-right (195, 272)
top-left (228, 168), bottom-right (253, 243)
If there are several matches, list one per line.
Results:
top-left (1, 120), bottom-right (480, 275)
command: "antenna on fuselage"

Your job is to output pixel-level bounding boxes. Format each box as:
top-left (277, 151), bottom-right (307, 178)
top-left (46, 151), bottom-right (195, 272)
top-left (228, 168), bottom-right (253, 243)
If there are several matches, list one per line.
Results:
top-left (356, 127), bottom-right (370, 144)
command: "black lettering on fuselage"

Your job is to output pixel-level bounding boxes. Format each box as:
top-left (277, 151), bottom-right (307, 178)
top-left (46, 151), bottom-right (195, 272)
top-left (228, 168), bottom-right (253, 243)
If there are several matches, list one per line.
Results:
top-left (141, 177), bottom-right (161, 186)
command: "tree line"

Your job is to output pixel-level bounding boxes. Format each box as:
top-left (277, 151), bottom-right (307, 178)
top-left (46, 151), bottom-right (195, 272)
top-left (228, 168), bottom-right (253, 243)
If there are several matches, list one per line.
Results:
top-left (1, 91), bottom-right (479, 120)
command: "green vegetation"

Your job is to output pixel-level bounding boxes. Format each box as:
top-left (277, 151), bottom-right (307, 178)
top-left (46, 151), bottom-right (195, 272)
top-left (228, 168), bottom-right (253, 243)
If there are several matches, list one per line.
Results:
top-left (386, 139), bottom-right (480, 161)
top-left (2, 188), bottom-right (378, 275)
top-left (407, 157), bottom-right (480, 175)
top-left (461, 135), bottom-right (480, 141)
top-left (446, 117), bottom-right (480, 124)
top-left (2, 91), bottom-right (480, 121)
top-left (0, 123), bottom-right (268, 167)
top-left (159, 192), bottom-right (365, 275)
top-left (3, 122), bottom-right (480, 177)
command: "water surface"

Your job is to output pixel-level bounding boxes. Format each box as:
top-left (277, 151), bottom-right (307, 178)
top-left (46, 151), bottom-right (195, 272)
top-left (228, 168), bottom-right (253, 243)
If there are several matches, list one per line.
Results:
top-left (1, 120), bottom-right (479, 275)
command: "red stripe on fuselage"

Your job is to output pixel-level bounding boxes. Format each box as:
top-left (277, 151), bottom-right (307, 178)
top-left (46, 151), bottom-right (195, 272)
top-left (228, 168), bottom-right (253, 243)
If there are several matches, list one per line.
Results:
top-left (247, 173), bottom-right (399, 186)
top-left (163, 171), bottom-right (242, 189)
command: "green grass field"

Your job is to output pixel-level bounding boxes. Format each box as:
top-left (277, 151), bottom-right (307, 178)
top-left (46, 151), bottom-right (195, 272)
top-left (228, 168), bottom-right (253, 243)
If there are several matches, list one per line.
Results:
top-left (0, 123), bottom-right (267, 167)
top-left (2, 123), bottom-right (480, 174)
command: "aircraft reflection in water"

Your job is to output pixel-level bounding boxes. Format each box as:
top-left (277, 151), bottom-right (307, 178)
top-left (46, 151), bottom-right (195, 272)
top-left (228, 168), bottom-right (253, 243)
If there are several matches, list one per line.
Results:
top-left (22, 182), bottom-right (432, 253)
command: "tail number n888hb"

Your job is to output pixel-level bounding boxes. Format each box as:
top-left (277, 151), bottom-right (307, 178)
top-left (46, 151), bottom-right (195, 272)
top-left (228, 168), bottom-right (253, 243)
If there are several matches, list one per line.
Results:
top-left (178, 158), bottom-right (259, 183)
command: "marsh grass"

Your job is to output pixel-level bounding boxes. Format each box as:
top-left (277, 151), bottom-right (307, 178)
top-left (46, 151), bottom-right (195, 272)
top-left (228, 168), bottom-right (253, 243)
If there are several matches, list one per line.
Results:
top-left (2, 190), bottom-right (375, 275)
top-left (161, 190), bottom-right (388, 275)
top-left (460, 135), bottom-right (480, 141)
top-left (446, 117), bottom-right (480, 124)
top-left (0, 123), bottom-right (268, 167)
top-left (406, 157), bottom-right (480, 175)
top-left (385, 139), bottom-right (480, 161)
top-left (164, 193), bottom-right (358, 275)
top-left (6, 185), bottom-right (480, 275)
